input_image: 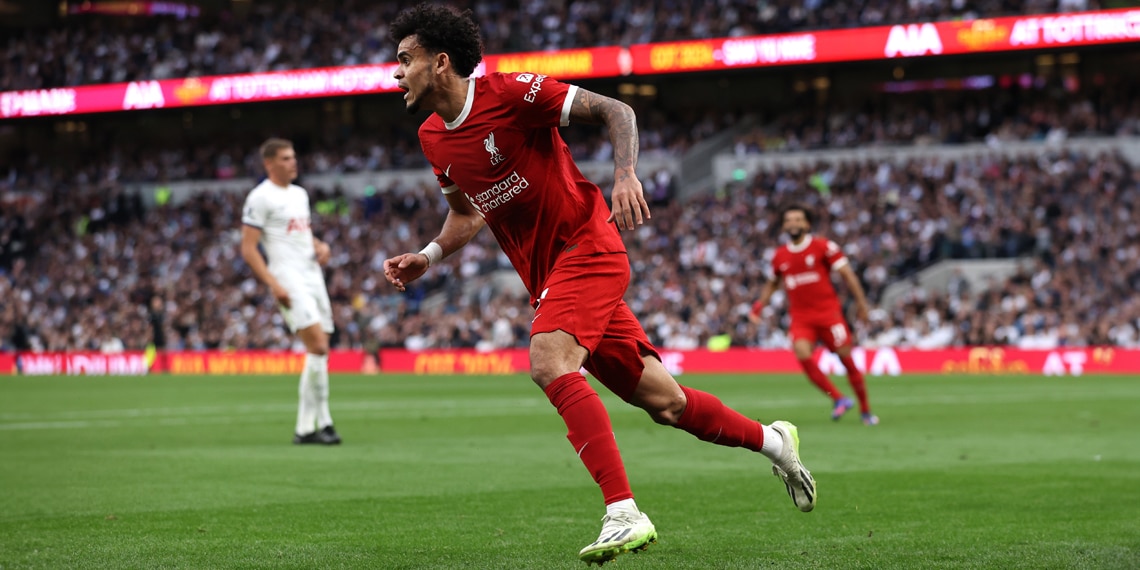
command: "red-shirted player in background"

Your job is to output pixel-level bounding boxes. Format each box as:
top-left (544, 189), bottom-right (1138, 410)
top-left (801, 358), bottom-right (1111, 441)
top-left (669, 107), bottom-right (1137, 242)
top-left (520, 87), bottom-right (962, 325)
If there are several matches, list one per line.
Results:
top-left (750, 205), bottom-right (880, 426)
top-left (382, 4), bottom-right (815, 565)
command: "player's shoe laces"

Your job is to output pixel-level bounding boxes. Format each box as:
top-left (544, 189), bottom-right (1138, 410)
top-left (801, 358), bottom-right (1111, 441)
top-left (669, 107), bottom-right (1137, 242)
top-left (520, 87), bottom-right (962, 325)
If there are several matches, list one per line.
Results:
top-left (770, 420), bottom-right (816, 512)
top-left (861, 413), bottom-right (880, 426)
top-left (578, 510), bottom-right (657, 566)
top-left (831, 397), bottom-right (854, 421)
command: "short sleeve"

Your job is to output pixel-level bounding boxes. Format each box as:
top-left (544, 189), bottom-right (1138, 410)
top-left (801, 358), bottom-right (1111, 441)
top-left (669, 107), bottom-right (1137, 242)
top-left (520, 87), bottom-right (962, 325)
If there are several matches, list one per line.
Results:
top-left (498, 72), bottom-right (577, 129)
top-left (431, 162), bottom-right (460, 194)
top-left (824, 239), bottom-right (848, 270)
top-left (242, 191), bottom-right (268, 228)
top-left (770, 252), bottom-right (782, 277)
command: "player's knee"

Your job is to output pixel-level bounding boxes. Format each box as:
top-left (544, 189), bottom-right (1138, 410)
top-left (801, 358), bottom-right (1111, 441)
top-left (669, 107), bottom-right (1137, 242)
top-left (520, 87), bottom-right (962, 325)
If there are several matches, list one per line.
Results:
top-left (792, 344), bottom-right (814, 360)
top-left (529, 356), bottom-right (578, 388)
top-left (304, 336), bottom-right (329, 356)
top-left (641, 390), bottom-right (686, 426)
top-left (530, 365), bottom-right (563, 388)
top-left (529, 332), bottom-right (587, 388)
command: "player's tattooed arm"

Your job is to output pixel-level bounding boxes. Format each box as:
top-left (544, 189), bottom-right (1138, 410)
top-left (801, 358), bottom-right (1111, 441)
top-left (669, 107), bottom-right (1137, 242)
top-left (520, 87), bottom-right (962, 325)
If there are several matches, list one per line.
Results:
top-left (569, 88), bottom-right (649, 230)
top-left (569, 89), bottom-right (639, 177)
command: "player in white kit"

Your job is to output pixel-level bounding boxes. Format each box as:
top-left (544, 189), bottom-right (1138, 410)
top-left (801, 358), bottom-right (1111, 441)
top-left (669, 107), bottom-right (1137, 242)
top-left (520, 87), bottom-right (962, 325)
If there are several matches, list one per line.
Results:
top-left (240, 138), bottom-right (341, 445)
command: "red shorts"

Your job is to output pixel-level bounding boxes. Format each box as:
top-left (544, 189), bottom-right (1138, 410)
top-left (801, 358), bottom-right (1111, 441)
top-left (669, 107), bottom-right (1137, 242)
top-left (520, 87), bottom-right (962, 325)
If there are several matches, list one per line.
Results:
top-left (530, 253), bottom-right (660, 401)
top-left (789, 316), bottom-right (853, 351)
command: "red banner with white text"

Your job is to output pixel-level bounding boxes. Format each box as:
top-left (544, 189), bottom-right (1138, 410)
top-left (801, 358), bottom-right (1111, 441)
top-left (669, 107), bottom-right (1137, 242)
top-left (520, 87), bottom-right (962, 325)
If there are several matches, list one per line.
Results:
top-left (3, 347), bottom-right (1136, 376)
top-left (3, 9), bottom-right (1139, 119)
top-left (629, 8), bottom-right (1140, 75)
top-left (3, 350), bottom-right (368, 375)
top-left (375, 347), bottom-right (1139, 377)
top-left (160, 350), bottom-right (367, 375)
top-left (14, 352), bottom-right (151, 376)
top-left (0, 46), bottom-right (627, 119)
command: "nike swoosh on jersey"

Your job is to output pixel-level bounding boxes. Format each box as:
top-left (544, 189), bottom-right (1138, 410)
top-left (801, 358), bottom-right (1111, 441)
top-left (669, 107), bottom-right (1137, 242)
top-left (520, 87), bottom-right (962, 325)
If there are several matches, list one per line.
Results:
top-left (444, 164), bottom-right (452, 177)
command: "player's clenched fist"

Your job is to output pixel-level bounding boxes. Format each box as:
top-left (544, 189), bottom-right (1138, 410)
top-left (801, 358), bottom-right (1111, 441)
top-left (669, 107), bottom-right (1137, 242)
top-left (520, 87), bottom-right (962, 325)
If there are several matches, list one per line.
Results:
top-left (383, 253), bottom-right (429, 292)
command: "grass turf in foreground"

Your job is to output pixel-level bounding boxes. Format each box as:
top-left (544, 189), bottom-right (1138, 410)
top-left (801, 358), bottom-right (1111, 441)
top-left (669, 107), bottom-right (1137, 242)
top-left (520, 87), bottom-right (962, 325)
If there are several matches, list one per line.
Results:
top-left (0, 373), bottom-right (1137, 569)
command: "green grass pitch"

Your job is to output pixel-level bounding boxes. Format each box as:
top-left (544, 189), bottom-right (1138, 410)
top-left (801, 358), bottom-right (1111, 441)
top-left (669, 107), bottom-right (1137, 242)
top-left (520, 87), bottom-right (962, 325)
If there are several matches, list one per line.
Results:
top-left (1, 372), bottom-right (1138, 569)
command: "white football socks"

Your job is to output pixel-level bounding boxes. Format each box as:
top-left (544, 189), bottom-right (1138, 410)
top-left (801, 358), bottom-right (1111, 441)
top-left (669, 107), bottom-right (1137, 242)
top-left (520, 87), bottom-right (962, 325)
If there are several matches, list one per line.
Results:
top-left (759, 424), bottom-right (784, 461)
top-left (309, 353), bottom-right (333, 429)
top-left (295, 355), bottom-right (320, 435)
top-left (606, 498), bottom-right (639, 518)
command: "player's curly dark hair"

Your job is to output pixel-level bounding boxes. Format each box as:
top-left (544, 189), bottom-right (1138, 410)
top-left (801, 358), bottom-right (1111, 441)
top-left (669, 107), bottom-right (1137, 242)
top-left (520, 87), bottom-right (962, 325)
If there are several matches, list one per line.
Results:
top-left (780, 203), bottom-right (815, 226)
top-left (390, 3), bottom-right (484, 78)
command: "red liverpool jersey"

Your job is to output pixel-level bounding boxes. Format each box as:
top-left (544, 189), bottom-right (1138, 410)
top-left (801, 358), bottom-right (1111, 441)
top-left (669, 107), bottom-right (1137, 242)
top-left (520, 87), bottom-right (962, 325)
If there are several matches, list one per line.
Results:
top-left (418, 72), bottom-right (626, 300)
top-left (771, 235), bottom-right (848, 323)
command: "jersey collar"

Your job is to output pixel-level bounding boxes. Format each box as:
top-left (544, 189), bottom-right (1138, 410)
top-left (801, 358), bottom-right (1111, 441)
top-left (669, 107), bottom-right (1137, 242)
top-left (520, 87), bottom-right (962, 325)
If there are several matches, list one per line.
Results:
top-left (444, 79), bottom-right (476, 131)
top-left (786, 234), bottom-right (813, 253)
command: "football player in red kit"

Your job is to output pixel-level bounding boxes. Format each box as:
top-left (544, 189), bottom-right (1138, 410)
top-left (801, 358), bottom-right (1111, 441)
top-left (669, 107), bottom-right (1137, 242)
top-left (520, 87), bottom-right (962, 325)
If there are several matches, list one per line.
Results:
top-left (381, 4), bottom-right (816, 565)
top-left (750, 205), bottom-right (880, 426)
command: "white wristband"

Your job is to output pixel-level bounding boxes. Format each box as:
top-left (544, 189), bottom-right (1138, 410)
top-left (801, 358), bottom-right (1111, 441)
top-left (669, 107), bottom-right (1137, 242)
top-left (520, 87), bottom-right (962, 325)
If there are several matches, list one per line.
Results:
top-left (419, 242), bottom-right (443, 267)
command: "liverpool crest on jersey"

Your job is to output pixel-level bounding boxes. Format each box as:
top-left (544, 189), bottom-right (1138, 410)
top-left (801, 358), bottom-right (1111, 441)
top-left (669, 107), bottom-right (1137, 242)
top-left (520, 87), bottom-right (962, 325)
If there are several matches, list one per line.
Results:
top-left (485, 132), bottom-right (505, 166)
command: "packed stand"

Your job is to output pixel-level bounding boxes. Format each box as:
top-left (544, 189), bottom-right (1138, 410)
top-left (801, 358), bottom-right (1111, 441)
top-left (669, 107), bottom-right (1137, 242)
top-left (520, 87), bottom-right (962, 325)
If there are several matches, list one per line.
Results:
top-left (652, 149), bottom-right (1140, 350)
top-left (3, 146), bottom-right (1138, 353)
top-left (9, 103), bottom-right (723, 186)
top-left (733, 81), bottom-right (1140, 154)
top-left (1, 0), bottom-right (1111, 91)
top-left (0, 177), bottom-right (534, 353)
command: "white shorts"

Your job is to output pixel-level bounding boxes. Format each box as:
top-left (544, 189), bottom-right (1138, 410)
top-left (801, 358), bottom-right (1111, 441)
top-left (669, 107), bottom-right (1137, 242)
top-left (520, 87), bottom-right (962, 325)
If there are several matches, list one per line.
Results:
top-left (275, 271), bottom-right (334, 334)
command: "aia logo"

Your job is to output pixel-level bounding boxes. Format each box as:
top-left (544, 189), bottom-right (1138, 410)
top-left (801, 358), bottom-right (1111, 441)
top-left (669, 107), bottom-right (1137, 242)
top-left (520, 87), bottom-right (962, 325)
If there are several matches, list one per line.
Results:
top-left (286, 217), bottom-right (311, 234)
top-left (884, 23), bottom-right (943, 58)
top-left (484, 132), bottom-right (505, 166)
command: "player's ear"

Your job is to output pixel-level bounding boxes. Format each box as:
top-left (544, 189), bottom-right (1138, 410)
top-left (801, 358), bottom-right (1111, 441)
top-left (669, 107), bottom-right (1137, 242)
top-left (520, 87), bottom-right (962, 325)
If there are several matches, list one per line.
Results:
top-left (434, 51), bottom-right (450, 76)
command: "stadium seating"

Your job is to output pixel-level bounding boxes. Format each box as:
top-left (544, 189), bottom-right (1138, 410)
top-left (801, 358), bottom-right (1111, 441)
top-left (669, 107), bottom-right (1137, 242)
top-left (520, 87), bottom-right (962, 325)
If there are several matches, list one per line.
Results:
top-left (3, 145), bottom-right (1137, 352)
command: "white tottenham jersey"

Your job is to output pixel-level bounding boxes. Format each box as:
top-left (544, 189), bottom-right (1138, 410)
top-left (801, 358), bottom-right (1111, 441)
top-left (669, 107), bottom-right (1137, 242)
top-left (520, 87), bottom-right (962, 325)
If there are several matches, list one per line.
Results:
top-left (241, 179), bottom-right (319, 275)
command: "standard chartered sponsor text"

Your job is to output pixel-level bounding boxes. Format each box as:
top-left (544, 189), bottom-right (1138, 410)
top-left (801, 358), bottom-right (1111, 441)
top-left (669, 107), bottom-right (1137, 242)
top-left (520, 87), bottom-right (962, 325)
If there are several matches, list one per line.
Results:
top-left (473, 171), bottom-right (530, 213)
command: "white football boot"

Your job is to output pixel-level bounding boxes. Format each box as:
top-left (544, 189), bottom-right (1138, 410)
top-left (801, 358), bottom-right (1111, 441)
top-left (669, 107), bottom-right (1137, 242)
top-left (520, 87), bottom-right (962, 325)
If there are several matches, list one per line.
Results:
top-left (578, 509), bottom-right (657, 566)
top-left (770, 420), bottom-right (816, 512)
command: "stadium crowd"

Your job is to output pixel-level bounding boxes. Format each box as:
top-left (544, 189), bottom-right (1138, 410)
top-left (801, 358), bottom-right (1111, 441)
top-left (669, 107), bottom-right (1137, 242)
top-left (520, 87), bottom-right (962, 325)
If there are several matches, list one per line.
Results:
top-left (733, 80), bottom-right (1140, 153)
top-left (1, 0), bottom-right (1108, 91)
top-left (3, 144), bottom-right (1138, 353)
top-left (9, 80), bottom-right (1137, 190)
top-left (47, 104), bottom-right (728, 184)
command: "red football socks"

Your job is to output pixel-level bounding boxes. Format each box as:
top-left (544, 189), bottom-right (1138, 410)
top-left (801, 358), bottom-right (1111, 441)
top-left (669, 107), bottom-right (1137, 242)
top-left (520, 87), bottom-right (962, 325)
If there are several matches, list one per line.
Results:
top-left (675, 385), bottom-right (764, 452)
top-left (839, 354), bottom-right (871, 413)
top-left (543, 372), bottom-right (633, 504)
top-left (798, 357), bottom-right (844, 400)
